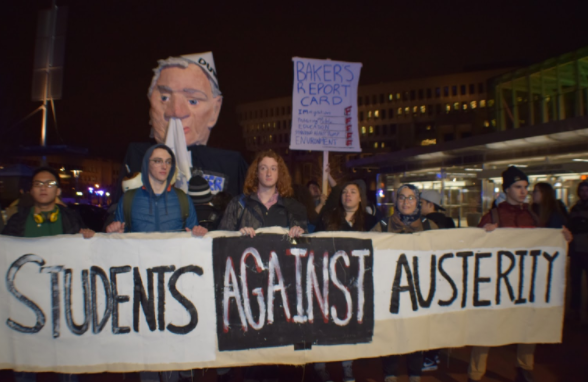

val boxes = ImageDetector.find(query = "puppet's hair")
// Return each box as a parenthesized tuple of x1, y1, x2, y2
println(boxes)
(147, 56, 221, 98)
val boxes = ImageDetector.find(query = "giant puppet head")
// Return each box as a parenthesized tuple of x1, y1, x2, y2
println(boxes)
(147, 52, 223, 146)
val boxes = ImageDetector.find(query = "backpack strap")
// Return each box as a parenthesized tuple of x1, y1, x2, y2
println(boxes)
(422, 217, 431, 231)
(173, 188, 190, 229)
(236, 194, 248, 228)
(490, 207, 500, 227)
(123, 188, 138, 232)
(528, 208, 540, 227)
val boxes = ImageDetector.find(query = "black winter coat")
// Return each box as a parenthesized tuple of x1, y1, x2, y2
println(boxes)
(218, 193, 308, 232)
(315, 210, 380, 232)
(2, 205, 86, 237)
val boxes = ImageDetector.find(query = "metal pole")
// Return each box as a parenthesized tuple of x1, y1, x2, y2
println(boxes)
(322, 150, 329, 194)
(41, 0, 58, 149)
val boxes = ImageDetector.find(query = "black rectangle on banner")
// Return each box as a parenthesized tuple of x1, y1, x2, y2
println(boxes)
(212, 234, 374, 351)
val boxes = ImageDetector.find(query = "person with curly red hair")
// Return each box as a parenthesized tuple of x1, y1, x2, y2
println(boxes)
(218, 149, 307, 237)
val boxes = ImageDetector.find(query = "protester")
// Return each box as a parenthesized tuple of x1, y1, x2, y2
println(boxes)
(218, 149, 306, 382)
(531, 182, 568, 228)
(313, 180, 380, 382)
(372, 184, 437, 382)
(107, 145, 206, 382)
(2, 166, 94, 382)
(188, 174, 221, 231)
(420, 189, 455, 229)
(568, 181, 588, 323)
(116, 52, 248, 199)
(417, 189, 453, 371)
(316, 179, 380, 232)
(471, 167, 571, 382)
(219, 149, 307, 238)
(307, 164, 337, 214)
(106, 144, 207, 237)
(3, 167, 94, 239)
(292, 183, 320, 232)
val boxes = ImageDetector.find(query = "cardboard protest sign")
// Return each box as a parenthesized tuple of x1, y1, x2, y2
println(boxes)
(0, 228, 566, 373)
(290, 57, 362, 152)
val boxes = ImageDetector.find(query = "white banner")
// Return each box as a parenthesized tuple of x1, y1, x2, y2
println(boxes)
(289, 57, 362, 152)
(0, 228, 566, 373)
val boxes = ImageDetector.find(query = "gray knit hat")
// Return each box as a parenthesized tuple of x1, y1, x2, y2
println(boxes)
(188, 175, 212, 204)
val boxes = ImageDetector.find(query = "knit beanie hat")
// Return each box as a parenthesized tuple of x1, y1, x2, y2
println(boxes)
(188, 175, 212, 204)
(502, 166, 528, 191)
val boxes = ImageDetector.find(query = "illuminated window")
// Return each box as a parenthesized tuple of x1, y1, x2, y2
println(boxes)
(491, 119, 496, 127)
(361, 126, 366, 134)
(453, 102, 459, 110)
(273, 122, 276, 128)
(374, 110, 380, 118)
(405, 107, 410, 114)
(397, 107, 403, 115)
(412, 106, 417, 113)
(484, 120, 490, 127)
(269, 135, 273, 142)
(382, 142, 386, 148)
(369, 126, 374, 134)
(388, 94, 393, 101)
(420, 105, 426, 113)
(480, 99, 486, 108)
(374, 142, 379, 148)
(445, 104, 451, 112)
(488, 99, 495, 107)
(470, 101, 477, 109)
(396, 93, 401, 100)
(368, 110, 372, 118)
(462, 103, 468, 110)
(426, 125, 431, 130)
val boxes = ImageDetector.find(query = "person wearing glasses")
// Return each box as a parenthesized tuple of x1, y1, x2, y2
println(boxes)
(106, 144, 207, 237)
(2, 166, 93, 382)
(2, 167, 94, 239)
(106, 144, 206, 382)
(372, 184, 438, 382)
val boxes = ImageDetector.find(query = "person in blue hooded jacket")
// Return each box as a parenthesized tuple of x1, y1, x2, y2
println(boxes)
(106, 143, 207, 236)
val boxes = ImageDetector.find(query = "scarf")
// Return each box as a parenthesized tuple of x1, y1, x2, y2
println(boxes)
(394, 184, 422, 227)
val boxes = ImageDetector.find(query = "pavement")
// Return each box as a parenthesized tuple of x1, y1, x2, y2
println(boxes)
(1, 319, 586, 382)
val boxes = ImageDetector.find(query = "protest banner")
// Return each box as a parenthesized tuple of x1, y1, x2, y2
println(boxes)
(289, 57, 362, 152)
(0, 227, 566, 373)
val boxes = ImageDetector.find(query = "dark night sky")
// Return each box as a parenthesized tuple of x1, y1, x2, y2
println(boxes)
(1, 0, 588, 161)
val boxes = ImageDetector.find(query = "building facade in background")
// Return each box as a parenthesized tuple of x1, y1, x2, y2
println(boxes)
(236, 68, 509, 190)
(237, 46, 588, 226)
(0, 152, 120, 207)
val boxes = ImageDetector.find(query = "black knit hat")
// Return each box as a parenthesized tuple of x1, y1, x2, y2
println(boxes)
(188, 175, 212, 204)
(502, 166, 528, 191)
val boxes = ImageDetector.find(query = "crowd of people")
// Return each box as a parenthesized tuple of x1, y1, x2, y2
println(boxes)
(2, 148, 584, 382)
(1, 52, 586, 382)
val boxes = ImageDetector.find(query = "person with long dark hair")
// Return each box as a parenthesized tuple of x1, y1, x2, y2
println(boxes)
(316, 179, 380, 233)
(312, 180, 379, 382)
(372, 184, 437, 382)
(531, 182, 568, 228)
(568, 181, 588, 322)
